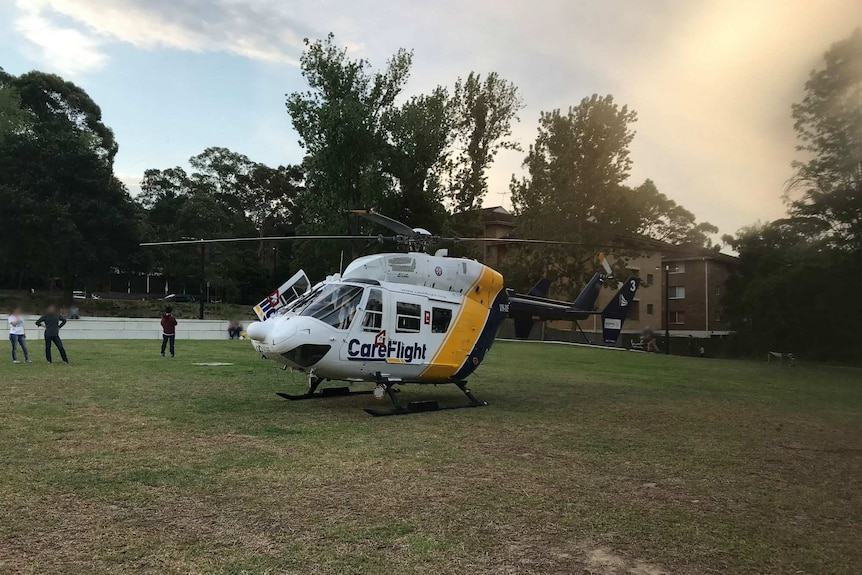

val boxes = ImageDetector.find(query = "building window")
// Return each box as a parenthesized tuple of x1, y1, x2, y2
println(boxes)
(715, 285, 722, 297)
(431, 307, 452, 333)
(670, 311, 685, 324)
(646, 303, 654, 315)
(646, 273, 654, 287)
(669, 286, 685, 299)
(715, 310, 722, 323)
(396, 302, 421, 332)
(668, 262, 685, 274)
(628, 301, 640, 321)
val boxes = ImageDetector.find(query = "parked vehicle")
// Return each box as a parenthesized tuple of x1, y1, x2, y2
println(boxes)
(165, 293, 196, 303)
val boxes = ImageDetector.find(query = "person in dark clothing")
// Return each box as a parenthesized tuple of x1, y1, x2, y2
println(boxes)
(161, 306, 177, 357)
(228, 319, 242, 339)
(35, 305, 68, 364)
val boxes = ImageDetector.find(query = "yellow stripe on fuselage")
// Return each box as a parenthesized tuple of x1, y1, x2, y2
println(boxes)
(421, 264, 503, 380)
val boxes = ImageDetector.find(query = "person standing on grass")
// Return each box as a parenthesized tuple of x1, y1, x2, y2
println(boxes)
(35, 305, 68, 364)
(161, 306, 177, 357)
(8, 306, 31, 364)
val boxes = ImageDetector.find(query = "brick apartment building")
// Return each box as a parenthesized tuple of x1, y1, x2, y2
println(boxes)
(595, 245, 736, 337)
(662, 247, 736, 335)
(590, 250, 663, 336)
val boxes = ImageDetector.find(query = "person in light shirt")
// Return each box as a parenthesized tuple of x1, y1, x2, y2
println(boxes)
(7, 305, 31, 364)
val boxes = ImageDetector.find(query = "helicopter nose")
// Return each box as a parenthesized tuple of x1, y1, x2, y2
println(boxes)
(248, 318, 299, 345)
(246, 320, 270, 342)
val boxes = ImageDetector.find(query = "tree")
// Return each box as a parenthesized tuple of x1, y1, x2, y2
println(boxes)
(507, 95, 639, 296)
(285, 34, 411, 229)
(285, 34, 413, 278)
(722, 219, 861, 360)
(0, 70, 139, 298)
(238, 163, 304, 239)
(507, 96, 717, 297)
(628, 179, 719, 247)
(138, 149, 303, 303)
(188, 147, 255, 212)
(787, 28, 862, 249)
(0, 72, 30, 140)
(723, 29, 862, 360)
(383, 86, 454, 231)
(450, 72, 523, 216)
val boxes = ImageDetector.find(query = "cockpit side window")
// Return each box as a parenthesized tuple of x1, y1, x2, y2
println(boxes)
(299, 284, 364, 329)
(362, 289, 384, 332)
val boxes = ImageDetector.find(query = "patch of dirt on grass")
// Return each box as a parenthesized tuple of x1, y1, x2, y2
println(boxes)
(0, 491, 300, 574)
(587, 547, 668, 575)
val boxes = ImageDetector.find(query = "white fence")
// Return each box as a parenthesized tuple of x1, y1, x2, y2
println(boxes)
(2, 316, 234, 340)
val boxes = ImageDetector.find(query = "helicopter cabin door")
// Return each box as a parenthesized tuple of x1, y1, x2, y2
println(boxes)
(340, 287, 389, 371)
(384, 292, 455, 376)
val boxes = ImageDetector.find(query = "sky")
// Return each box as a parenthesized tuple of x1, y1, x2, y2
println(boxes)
(1, 0, 859, 237)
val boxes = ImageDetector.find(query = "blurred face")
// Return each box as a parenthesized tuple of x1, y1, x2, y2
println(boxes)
(47, 305, 56, 314)
(12, 307, 21, 316)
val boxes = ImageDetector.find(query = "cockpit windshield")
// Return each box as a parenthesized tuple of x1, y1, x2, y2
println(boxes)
(298, 284, 364, 329)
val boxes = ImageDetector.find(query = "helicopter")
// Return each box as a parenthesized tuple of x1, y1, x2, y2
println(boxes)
(142, 210, 640, 416)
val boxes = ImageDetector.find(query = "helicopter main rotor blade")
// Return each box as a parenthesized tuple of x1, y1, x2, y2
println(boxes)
(446, 237, 618, 247)
(140, 235, 387, 247)
(348, 209, 417, 236)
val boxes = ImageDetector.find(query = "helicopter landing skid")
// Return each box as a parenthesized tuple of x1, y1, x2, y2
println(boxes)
(276, 387, 375, 401)
(276, 375, 375, 401)
(364, 381, 488, 417)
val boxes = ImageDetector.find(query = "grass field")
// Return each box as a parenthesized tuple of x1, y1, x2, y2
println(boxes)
(0, 340, 860, 575)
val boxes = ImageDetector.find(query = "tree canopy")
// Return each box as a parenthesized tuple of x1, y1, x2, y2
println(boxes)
(0, 69, 139, 297)
(0, 33, 727, 314)
(507, 95, 716, 297)
(284, 34, 527, 275)
(450, 72, 523, 215)
(138, 147, 303, 303)
(723, 28, 862, 360)
(786, 28, 862, 250)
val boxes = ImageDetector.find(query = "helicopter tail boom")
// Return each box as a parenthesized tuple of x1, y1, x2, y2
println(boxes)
(507, 274, 640, 344)
(509, 272, 605, 339)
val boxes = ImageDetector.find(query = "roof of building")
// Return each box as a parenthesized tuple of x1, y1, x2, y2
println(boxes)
(661, 243, 738, 264)
(480, 206, 516, 226)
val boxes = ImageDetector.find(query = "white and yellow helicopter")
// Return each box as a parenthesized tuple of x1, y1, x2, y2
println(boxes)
(143, 210, 639, 416)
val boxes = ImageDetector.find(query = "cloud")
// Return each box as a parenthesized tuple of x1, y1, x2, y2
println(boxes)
(12, 0, 314, 75)
(116, 171, 142, 197)
(428, 0, 859, 234)
(15, 6, 108, 75)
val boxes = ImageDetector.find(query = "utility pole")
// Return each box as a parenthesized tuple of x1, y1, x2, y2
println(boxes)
(664, 264, 670, 355)
(199, 243, 206, 320)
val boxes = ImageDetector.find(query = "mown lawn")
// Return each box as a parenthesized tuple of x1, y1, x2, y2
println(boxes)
(0, 340, 859, 574)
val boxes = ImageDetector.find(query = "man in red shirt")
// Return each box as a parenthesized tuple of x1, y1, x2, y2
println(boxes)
(160, 306, 177, 357)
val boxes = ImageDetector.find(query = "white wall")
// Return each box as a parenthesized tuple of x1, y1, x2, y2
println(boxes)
(2, 316, 236, 340)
